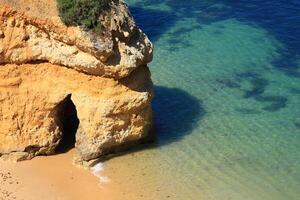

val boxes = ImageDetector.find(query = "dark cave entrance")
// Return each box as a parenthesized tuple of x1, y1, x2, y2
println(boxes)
(53, 94, 79, 153)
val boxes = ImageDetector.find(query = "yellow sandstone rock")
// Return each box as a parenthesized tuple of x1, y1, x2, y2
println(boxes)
(0, 0, 153, 79)
(0, 0, 154, 162)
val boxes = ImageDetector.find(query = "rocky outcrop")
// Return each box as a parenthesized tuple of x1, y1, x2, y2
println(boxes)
(0, 0, 154, 162)
(0, 1, 152, 79)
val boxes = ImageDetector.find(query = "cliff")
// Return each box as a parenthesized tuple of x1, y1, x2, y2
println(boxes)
(0, 0, 154, 162)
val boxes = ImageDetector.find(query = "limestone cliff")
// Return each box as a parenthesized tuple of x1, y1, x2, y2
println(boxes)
(0, 0, 154, 162)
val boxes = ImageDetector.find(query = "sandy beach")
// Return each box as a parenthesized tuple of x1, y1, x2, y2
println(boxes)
(0, 150, 124, 200)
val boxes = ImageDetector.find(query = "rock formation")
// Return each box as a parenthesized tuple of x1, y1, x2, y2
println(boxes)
(0, 0, 154, 162)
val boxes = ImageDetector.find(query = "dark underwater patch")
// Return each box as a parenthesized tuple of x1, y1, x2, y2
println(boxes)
(289, 88, 300, 95)
(254, 96, 288, 112)
(218, 71, 288, 112)
(294, 119, 300, 129)
(244, 77, 269, 98)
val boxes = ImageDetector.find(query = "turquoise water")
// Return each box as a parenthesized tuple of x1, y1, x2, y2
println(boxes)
(109, 1, 300, 199)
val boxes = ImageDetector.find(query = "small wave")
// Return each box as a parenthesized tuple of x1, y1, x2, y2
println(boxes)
(90, 162, 110, 184)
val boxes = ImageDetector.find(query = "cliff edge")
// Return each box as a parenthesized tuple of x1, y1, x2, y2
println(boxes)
(0, 0, 154, 162)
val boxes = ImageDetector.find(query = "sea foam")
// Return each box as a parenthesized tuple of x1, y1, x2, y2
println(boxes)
(90, 162, 110, 184)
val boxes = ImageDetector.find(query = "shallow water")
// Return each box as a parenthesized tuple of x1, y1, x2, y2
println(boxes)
(104, 1, 300, 199)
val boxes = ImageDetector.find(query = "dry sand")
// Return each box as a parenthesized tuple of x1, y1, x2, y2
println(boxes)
(0, 148, 178, 200)
(0, 150, 123, 200)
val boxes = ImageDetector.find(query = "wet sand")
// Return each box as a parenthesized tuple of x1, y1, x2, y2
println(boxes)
(0, 150, 123, 200)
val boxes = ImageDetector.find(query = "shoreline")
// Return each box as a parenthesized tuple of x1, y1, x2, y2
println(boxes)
(0, 149, 123, 200)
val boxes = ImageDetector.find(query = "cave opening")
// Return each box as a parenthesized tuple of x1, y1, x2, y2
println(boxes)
(53, 94, 79, 153)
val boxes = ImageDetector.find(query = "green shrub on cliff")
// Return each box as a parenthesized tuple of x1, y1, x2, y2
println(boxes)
(57, 0, 109, 29)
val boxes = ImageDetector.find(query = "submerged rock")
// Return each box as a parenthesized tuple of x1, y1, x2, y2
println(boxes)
(0, 0, 154, 162)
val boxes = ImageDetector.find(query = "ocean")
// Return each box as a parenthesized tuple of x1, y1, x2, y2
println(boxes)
(103, 1, 300, 199)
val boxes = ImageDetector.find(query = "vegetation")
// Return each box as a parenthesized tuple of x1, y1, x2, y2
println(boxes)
(57, 0, 109, 30)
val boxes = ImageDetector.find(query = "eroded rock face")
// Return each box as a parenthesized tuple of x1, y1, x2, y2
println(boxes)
(0, 0, 154, 162)
(0, 0, 153, 79)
